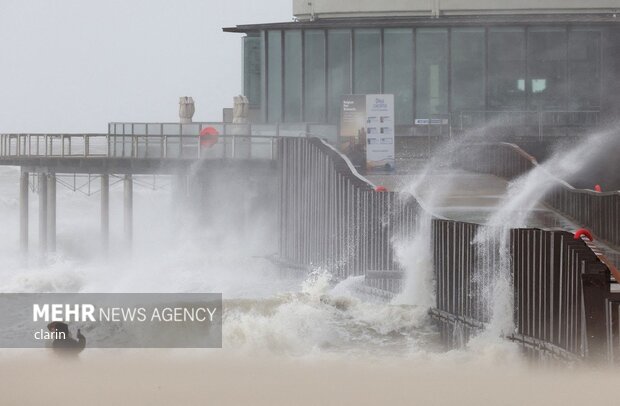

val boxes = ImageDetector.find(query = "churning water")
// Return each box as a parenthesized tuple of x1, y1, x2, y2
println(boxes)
(0, 165, 442, 359)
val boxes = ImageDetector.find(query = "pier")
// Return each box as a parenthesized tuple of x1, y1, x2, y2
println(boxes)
(2, 124, 619, 362)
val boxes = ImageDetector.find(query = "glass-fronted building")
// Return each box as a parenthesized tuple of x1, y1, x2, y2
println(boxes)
(226, 1, 620, 138)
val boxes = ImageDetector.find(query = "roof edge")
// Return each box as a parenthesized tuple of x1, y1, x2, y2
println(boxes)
(223, 13, 620, 33)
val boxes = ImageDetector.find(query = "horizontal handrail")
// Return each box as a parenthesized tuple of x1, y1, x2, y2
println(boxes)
(0, 134, 108, 158)
(453, 110, 601, 139)
(0, 132, 284, 161)
(458, 142, 620, 248)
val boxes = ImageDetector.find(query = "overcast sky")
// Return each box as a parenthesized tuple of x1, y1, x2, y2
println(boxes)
(0, 0, 291, 132)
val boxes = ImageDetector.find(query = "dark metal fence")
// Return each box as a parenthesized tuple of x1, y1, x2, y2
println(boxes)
(511, 229, 614, 360)
(430, 219, 492, 347)
(278, 137, 420, 281)
(458, 142, 620, 249)
(278, 136, 618, 361)
(431, 217, 616, 360)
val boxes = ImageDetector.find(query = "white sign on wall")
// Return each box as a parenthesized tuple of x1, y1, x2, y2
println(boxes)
(340, 94, 395, 172)
(364, 94, 395, 171)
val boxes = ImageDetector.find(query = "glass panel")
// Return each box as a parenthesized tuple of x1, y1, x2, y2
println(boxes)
(451, 28, 485, 112)
(528, 27, 567, 110)
(416, 28, 448, 119)
(353, 29, 381, 95)
(569, 29, 601, 110)
(384, 28, 414, 125)
(243, 34, 262, 107)
(267, 30, 282, 123)
(284, 30, 302, 122)
(304, 30, 326, 123)
(488, 27, 526, 110)
(327, 29, 351, 124)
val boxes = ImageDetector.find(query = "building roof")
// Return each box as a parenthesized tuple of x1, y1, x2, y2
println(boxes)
(292, 0, 620, 20)
(223, 13, 620, 33)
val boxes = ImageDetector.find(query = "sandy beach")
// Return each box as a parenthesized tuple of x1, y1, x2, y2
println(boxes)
(1, 350, 619, 406)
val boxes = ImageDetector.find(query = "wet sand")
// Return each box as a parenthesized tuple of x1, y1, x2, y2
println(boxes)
(1, 351, 619, 406)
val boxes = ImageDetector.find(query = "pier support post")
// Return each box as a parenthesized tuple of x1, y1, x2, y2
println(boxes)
(20, 169, 29, 255)
(124, 174, 133, 245)
(47, 173, 56, 252)
(38, 173, 48, 255)
(101, 174, 109, 252)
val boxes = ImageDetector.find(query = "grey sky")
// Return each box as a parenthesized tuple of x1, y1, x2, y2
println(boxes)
(0, 0, 291, 132)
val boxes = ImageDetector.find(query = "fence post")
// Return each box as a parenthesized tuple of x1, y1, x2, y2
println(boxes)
(582, 264, 611, 362)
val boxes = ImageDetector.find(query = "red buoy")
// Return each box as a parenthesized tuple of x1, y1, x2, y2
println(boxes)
(375, 186, 388, 192)
(574, 229, 594, 242)
(200, 127, 219, 148)
(594, 184, 602, 193)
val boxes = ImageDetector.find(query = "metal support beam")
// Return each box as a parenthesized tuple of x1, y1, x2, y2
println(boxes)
(38, 173, 48, 255)
(101, 174, 109, 252)
(124, 174, 133, 245)
(20, 169, 29, 255)
(47, 173, 56, 252)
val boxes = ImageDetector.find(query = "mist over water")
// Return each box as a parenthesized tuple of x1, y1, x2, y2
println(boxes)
(0, 129, 617, 406)
(0, 166, 441, 359)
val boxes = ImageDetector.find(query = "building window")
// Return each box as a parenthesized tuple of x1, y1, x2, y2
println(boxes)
(569, 29, 601, 110)
(528, 27, 567, 110)
(353, 29, 381, 95)
(304, 30, 326, 123)
(416, 28, 448, 119)
(451, 28, 485, 113)
(267, 30, 282, 123)
(384, 28, 414, 125)
(243, 34, 262, 107)
(284, 30, 302, 122)
(488, 27, 526, 110)
(327, 29, 351, 124)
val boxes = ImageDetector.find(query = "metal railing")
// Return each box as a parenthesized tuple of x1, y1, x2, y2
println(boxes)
(0, 133, 108, 158)
(279, 136, 617, 361)
(431, 218, 615, 360)
(278, 137, 421, 280)
(456, 142, 620, 249)
(1, 122, 336, 161)
(107, 122, 338, 160)
(453, 110, 600, 139)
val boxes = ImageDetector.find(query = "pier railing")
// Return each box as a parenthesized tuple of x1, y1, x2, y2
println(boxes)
(431, 218, 616, 361)
(453, 110, 600, 138)
(1, 122, 339, 161)
(107, 122, 337, 160)
(279, 136, 617, 361)
(278, 137, 420, 280)
(0, 133, 108, 158)
(458, 142, 620, 249)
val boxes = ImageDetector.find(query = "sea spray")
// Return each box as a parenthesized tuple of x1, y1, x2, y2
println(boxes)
(474, 129, 619, 336)
(392, 212, 434, 308)
(392, 123, 499, 308)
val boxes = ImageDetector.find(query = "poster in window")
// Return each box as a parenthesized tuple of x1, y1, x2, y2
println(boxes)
(340, 94, 395, 172)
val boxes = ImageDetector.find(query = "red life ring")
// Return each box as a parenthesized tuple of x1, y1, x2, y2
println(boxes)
(200, 127, 219, 148)
(574, 229, 594, 242)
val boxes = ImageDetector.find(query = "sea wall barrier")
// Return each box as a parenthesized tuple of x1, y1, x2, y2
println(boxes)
(278, 137, 618, 362)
